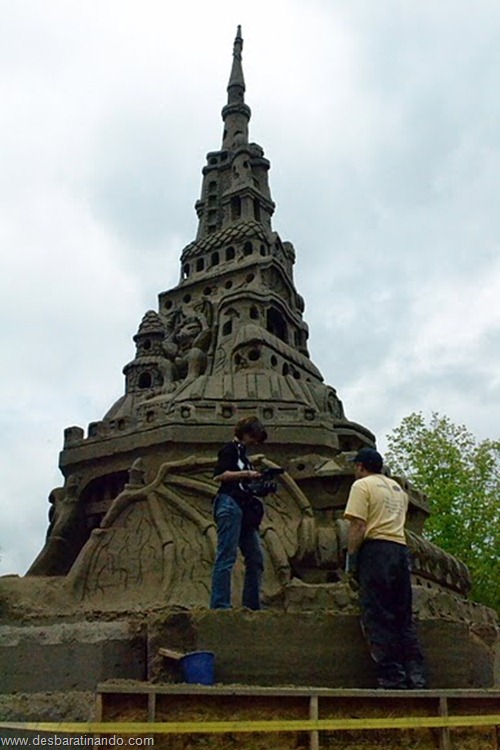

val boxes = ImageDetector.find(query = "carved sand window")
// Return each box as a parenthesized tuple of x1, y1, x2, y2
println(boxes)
(226, 246, 235, 261)
(231, 196, 241, 220)
(267, 307, 288, 343)
(81, 471, 128, 535)
(138, 372, 152, 389)
(244, 241, 253, 256)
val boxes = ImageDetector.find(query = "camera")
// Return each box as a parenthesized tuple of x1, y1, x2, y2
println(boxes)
(246, 467, 284, 497)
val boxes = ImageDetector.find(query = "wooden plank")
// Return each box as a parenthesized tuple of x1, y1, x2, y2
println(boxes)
(309, 694, 319, 750)
(148, 693, 156, 723)
(96, 681, 500, 699)
(158, 647, 185, 661)
(439, 695, 452, 750)
(93, 693, 103, 722)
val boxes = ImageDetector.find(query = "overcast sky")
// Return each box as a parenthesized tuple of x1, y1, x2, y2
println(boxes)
(1, 0, 500, 575)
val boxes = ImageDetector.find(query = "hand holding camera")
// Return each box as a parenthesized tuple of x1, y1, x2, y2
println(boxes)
(245, 467, 284, 498)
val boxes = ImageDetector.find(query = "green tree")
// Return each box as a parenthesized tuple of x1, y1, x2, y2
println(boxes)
(385, 412, 500, 612)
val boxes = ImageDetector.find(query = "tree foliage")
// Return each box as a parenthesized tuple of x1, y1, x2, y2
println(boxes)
(385, 412, 500, 612)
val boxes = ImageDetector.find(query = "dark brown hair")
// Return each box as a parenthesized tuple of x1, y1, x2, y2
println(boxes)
(234, 416, 267, 443)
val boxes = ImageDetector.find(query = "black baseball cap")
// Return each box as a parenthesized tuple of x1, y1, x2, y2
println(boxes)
(349, 447, 383, 472)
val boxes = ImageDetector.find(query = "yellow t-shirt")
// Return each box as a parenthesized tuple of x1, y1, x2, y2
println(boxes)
(344, 474, 408, 545)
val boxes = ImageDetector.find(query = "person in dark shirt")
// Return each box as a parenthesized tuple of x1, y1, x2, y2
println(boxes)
(210, 416, 267, 610)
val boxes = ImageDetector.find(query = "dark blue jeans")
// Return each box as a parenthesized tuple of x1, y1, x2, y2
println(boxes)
(358, 539, 426, 688)
(210, 493, 264, 610)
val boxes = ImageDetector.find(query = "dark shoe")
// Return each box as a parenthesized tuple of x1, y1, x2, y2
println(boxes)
(405, 660, 427, 689)
(376, 661, 407, 690)
(407, 677, 427, 689)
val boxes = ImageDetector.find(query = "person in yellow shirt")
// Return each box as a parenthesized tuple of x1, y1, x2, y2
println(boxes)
(344, 448, 426, 689)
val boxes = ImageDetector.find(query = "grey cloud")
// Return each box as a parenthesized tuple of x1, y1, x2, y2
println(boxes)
(87, 112, 202, 248)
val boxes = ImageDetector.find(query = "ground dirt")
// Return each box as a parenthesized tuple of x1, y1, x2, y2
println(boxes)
(0, 691, 94, 721)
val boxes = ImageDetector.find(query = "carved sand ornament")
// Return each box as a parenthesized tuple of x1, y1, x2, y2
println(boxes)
(28, 475, 83, 577)
(66, 456, 321, 610)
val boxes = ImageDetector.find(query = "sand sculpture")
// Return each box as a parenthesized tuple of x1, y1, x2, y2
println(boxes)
(1, 28, 497, 693)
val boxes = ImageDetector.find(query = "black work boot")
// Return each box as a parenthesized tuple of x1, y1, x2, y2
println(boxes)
(405, 659, 427, 689)
(376, 662, 408, 689)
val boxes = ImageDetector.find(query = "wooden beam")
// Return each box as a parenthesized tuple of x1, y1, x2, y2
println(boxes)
(158, 647, 185, 661)
(309, 694, 319, 750)
(439, 695, 452, 750)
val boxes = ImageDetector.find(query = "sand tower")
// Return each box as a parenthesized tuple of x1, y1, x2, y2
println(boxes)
(1, 28, 497, 695)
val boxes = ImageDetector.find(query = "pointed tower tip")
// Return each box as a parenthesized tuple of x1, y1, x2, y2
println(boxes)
(221, 24, 251, 148)
(227, 24, 245, 95)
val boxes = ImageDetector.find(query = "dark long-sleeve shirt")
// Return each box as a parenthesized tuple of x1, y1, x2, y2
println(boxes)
(213, 440, 254, 503)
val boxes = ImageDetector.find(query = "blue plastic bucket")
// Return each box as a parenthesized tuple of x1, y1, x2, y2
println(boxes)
(180, 651, 215, 685)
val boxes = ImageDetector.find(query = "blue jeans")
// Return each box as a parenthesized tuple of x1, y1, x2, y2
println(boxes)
(210, 493, 264, 610)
